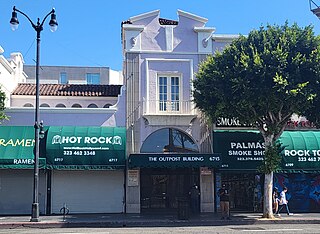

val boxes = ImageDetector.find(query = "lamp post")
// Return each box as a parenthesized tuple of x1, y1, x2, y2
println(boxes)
(10, 6, 58, 222)
(310, 0, 320, 18)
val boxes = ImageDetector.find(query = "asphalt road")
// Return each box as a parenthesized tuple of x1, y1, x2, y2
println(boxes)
(0, 224, 319, 234)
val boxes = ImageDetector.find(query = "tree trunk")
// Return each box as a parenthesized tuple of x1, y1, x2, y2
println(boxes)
(262, 135, 275, 219)
(263, 172, 274, 218)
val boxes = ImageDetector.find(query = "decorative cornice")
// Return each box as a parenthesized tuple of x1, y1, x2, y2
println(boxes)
(0, 55, 14, 73)
(129, 10, 160, 23)
(194, 27, 215, 33)
(177, 9, 208, 24)
(122, 24, 145, 32)
(212, 34, 240, 42)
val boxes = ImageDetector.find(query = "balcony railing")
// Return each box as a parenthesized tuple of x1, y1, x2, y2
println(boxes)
(143, 100, 197, 115)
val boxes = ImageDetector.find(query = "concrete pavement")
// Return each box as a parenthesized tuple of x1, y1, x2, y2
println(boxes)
(0, 212, 320, 229)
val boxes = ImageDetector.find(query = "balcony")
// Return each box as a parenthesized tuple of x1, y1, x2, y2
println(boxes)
(142, 100, 197, 126)
(143, 100, 196, 115)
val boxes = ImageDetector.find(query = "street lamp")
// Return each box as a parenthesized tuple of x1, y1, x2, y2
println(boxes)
(310, 0, 320, 19)
(10, 6, 58, 222)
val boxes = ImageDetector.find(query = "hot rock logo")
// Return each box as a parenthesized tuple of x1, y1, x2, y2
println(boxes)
(51, 135, 122, 145)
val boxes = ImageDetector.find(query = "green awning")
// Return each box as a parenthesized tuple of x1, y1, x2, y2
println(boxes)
(46, 126, 126, 170)
(214, 130, 320, 172)
(213, 130, 264, 171)
(280, 131, 320, 171)
(128, 153, 221, 168)
(0, 126, 46, 169)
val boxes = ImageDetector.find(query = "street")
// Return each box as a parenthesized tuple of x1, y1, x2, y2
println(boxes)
(0, 224, 319, 234)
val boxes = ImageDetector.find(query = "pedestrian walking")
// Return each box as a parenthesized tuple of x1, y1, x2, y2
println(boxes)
(276, 186, 293, 216)
(218, 184, 230, 220)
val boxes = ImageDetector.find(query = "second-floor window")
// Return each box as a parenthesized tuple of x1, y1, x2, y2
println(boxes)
(158, 75, 180, 112)
(60, 72, 67, 84)
(86, 73, 100, 84)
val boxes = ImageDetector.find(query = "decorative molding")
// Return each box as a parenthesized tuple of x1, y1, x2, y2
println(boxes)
(122, 24, 145, 32)
(202, 38, 208, 48)
(143, 114, 197, 126)
(194, 27, 215, 33)
(177, 9, 208, 24)
(129, 9, 160, 23)
(5, 106, 117, 114)
(0, 55, 14, 73)
(130, 37, 137, 47)
(212, 34, 240, 42)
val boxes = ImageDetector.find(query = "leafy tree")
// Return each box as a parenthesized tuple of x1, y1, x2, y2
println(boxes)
(0, 86, 7, 123)
(193, 23, 320, 218)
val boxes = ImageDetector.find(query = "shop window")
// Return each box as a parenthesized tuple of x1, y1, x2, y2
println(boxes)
(140, 128, 198, 153)
(158, 75, 180, 112)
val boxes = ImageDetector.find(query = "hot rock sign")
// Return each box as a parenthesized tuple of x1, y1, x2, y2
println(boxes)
(285, 150, 320, 157)
(52, 135, 122, 145)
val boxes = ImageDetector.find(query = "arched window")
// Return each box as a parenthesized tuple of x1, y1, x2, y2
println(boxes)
(23, 103, 34, 107)
(40, 103, 50, 107)
(23, 103, 33, 107)
(103, 103, 113, 108)
(88, 103, 98, 108)
(71, 103, 82, 108)
(140, 128, 199, 153)
(56, 103, 66, 108)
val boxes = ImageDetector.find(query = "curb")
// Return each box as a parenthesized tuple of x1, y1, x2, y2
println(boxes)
(1, 218, 320, 229)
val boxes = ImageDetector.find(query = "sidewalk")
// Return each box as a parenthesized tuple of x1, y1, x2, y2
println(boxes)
(0, 212, 320, 229)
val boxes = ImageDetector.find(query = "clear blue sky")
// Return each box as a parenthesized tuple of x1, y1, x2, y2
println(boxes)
(1, 0, 320, 71)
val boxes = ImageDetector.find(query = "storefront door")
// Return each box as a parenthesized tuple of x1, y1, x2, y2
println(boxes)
(218, 173, 264, 212)
(140, 168, 199, 212)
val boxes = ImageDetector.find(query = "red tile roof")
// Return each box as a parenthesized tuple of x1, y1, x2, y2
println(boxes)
(12, 84, 122, 97)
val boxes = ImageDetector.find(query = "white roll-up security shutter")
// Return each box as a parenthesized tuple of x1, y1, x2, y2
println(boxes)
(51, 170, 124, 214)
(0, 170, 46, 215)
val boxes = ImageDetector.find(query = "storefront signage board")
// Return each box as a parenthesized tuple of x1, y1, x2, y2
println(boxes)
(213, 130, 264, 170)
(128, 153, 221, 168)
(280, 131, 320, 171)
(46, 126, 126, 169)
(215, 130, 320, 172)
(0, 126, 46, 169)
(128, 170, 139, 186)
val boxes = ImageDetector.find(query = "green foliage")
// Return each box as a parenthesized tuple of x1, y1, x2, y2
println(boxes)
(194, 22, 320, 217)
(258, 142, 283, 174)
(194, 22, 320, 135)
(0, 86, 8, 123)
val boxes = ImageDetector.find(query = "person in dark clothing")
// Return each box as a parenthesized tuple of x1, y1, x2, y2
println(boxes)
(189, 184, 200, 213)
(218, 184, 230, 220)
(273, 187, 279, 214)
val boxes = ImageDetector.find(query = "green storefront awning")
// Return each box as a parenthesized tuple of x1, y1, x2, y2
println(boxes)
(46, 126, 126, 170)
(280, 131, 320, 171)
(128, 153, 221, 168)
(0, 126, 46, 169)
(214, 130, 320, 172)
